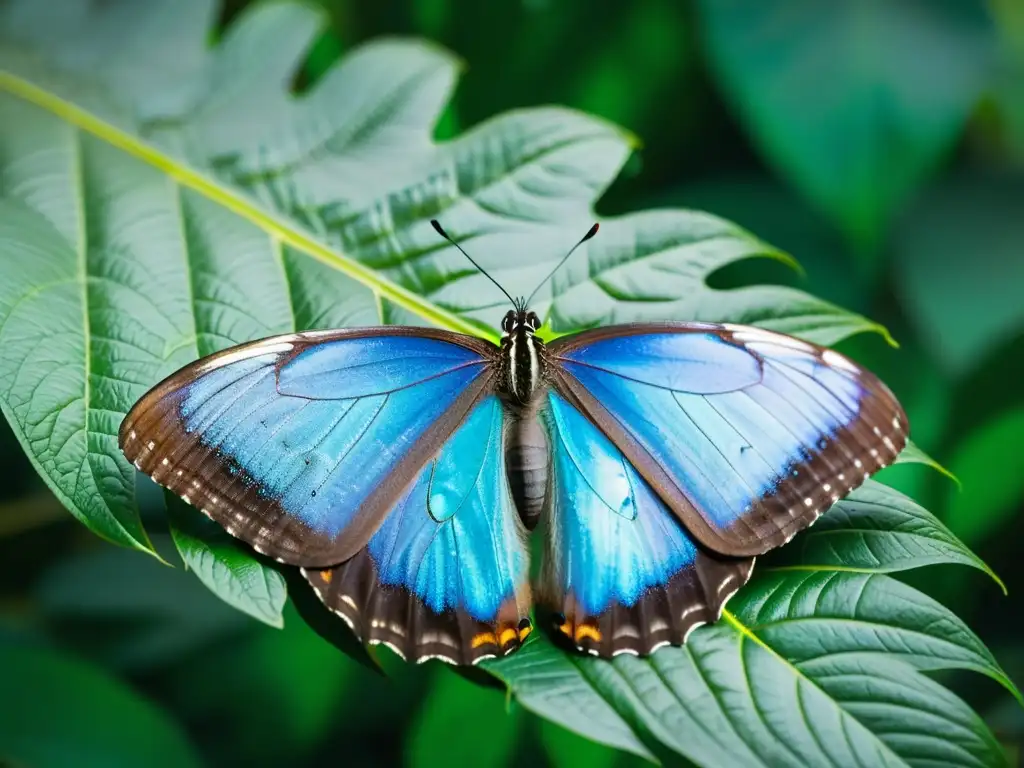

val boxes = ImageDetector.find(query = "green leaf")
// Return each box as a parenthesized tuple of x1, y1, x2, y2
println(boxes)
(406, 670, 521, 768)
(485, 638, 656, 764)
(490, 571, 1018, 767)
(945, 406, 1024, 547)
(167, 493, 287, 628)
(35, 533, 251, 672)
(892, 438, 962, 493)
(540, 718, 642, 768)
(0, 641, 202, 768)
(696, 0, 995, 250)
(770, 479, 1003, 589)
(0, 0, 889, 558)
(892, 174, 1024, 376)
(895, 439, 960, 486)
(544, 209, 893, 348)
(163, 602, 359, 767)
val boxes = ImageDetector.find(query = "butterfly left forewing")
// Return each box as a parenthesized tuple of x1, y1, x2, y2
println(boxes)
(303, 395, 532, 664)
(547, 322, 907, 558)
(535, 392, 754, 657)
(120, 328, 496, 566)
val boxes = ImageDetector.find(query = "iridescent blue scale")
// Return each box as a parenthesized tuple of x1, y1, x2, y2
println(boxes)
(544, 393, 697, 616)
(367, 396, 527, 620)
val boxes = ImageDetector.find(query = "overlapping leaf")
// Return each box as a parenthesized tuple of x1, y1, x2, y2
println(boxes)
(488, 483, 1019, 766)
(0, 2, 1017, 766)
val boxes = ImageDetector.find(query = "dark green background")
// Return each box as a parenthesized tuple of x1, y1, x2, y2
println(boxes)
(1, 0, 1022, 765)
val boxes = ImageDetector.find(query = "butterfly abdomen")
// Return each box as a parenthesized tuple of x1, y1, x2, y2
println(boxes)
(505, 412, 549, 530)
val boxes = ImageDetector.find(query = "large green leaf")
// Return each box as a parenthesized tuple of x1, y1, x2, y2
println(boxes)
(695, 0, 995, 251)
(0, 2, 1016, 765)
(0, 0, 890, 560)
(772, 479, 1000, 585)
(0, 641, 202, 768)
(892, 174, 1024, 376)
(489, 494, 1020, 766)
(945, 406, 1024, 547)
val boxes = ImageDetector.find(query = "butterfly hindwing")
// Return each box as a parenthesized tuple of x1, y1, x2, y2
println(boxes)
(548, 323, 908, 558)
(120, 329, 495, 566)
(303, 395, 532, 664)
(538, 392, 754, 657)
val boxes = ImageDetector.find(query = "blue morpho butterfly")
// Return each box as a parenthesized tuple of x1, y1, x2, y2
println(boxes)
(120, 220, 908, 665)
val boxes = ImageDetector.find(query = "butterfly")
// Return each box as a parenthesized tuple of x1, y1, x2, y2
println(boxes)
(119, 220, 907, 665)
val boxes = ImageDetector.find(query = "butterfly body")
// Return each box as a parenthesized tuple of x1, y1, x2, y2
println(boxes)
(121, 312, 906, 665)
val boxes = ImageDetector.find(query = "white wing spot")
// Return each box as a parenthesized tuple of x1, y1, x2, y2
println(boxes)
(331, 607, 357, 632)
(129, 430, 137, 441)
(873, 426, 882, 436)
(822, 348, 858, 372)
(181, 495, 191, 504)
(161, 458, 169, 466)
(611, 647, 640, 657)
(133, 460, 141, 470)
(854, 459, 863, 469)
(803, 497, 813, 507)
(822, 483, 832, 492)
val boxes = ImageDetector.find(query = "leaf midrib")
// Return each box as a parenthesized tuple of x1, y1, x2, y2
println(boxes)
(721, 609, 909, 767)
(0, 69, 489, 342)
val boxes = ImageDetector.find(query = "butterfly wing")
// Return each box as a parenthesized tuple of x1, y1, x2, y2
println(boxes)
(120, 328, 497, 566)
(303, 394, 532, 665)
(547, 323, 907, 558)
(537, 392, 753, 657)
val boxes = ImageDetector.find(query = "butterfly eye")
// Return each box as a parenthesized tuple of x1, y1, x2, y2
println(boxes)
(501, 311, 515, 332)
(526, 311, 540, 330)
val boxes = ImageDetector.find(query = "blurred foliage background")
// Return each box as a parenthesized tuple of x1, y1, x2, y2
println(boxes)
(2, 0, 1023, 765)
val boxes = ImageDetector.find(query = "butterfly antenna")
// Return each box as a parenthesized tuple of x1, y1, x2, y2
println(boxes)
(524, 223, 600, 308)
(430, 220, 519, 310)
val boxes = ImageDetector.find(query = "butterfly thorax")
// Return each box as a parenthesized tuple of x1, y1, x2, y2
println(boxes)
(499, 309, 544, 405)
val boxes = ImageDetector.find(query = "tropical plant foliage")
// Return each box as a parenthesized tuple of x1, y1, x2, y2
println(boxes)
(0, 1, 1020, 766)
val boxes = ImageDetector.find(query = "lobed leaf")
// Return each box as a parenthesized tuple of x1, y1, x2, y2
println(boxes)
(0, 0, 888, 558)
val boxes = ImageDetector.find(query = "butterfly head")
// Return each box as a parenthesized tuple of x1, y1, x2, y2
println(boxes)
(501, 308, 541, 338)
